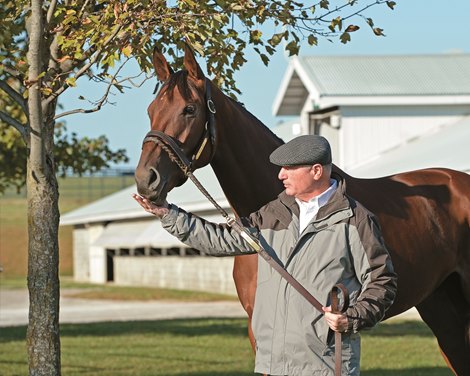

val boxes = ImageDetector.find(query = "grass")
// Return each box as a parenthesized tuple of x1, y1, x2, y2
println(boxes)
(0, 276, 238, 302)
(0, 175, 135, 277)
(0, 319, 452, 376)
(63, 285, 239, 302)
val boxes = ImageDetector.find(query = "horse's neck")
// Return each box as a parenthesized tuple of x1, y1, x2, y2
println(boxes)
(210, 94, 284, 216)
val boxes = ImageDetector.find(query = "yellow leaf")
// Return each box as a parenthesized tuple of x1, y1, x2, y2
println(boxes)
(122, 45, 133, 57)
(65, 77, 76, 87)
(41, 87, 53, 96)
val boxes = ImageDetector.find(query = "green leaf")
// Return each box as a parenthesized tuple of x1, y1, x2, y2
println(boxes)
(320, 0, 329, 9)
(386, 1, 396, 10)
(307, 34, 318, 46)
(285, 40, 299, 56)
(373, 27, 385, 36)
(345, 25, 360, 33)
(340, 32, 351, 44)
(260, 53, 269, 66)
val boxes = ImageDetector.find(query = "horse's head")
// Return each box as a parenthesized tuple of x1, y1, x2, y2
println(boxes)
(135, 45, 217, 205)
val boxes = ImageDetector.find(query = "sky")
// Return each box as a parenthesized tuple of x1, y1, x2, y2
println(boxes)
(60, 0, 470, 168)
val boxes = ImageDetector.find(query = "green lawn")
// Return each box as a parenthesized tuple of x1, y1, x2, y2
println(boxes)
(0, 319, 452, 376)
(0, 175, 135, 277)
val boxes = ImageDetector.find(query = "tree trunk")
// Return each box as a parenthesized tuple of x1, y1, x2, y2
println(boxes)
(26, 1, 61, 374)
(26, 155, 61, 376)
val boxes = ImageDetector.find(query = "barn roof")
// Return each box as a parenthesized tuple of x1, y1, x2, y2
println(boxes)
(274, 54, 470, 115)
(60, 167, 229, 226)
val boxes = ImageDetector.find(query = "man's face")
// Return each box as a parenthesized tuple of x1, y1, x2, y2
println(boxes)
(278, 165, 319, 201)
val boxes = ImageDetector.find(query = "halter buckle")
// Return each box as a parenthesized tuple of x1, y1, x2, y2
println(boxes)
(207, 99, 216, 114)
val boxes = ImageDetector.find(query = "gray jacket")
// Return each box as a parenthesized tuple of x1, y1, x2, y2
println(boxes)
(161, 174, 397, 376)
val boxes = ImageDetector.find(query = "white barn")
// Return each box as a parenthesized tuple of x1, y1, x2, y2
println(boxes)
(274, 54, 470, 175)
(61, 53, 470, 293)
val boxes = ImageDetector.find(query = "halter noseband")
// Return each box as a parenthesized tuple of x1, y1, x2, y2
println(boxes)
(142, 77, 217, 172)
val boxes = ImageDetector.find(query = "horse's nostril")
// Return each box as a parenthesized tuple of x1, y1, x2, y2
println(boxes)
(148, 167, 161, 190)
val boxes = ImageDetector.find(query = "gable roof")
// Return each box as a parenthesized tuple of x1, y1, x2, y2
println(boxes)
(274, 54, 470, 115)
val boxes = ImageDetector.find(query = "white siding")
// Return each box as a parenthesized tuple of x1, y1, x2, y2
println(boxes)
(114, 256, 237, 295)
(86, 224, 107, 284)
(339, 105, 470, 170)
(72, 227, 90, 282)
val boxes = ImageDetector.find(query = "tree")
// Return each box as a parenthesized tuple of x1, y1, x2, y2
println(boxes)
(0, 0, 394, 374)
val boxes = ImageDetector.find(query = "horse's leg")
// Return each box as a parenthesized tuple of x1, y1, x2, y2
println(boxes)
(233, 254, 258, 352)
(416, 273, 470, 376)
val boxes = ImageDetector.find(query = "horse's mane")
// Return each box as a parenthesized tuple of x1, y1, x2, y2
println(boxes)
(226, 95, 285, 146)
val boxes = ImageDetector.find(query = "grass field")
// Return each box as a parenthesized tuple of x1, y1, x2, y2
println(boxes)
(0, 319, 452, 376)
(0, 175, 134, 277)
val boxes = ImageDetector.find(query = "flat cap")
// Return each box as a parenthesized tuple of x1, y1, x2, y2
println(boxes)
(269, 135, 332, 166)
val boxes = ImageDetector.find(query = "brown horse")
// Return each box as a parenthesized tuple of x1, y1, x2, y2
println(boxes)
(135, 45, 470, 375)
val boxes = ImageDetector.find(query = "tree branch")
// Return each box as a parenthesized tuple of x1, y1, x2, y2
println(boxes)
(44, 24, 123, 107)
(1, 64, 23, 80)
(46, 0, 58, 26)
(0, 110, 28, 140)
(54, 58, 130, 120)
(0, 80, 27, 113)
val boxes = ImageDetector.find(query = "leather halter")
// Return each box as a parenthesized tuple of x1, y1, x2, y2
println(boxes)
(142, 77, 217, 172)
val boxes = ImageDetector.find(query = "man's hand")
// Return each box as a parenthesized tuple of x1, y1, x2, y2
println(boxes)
(132, 194, 169, 218)
(322, 306, 349, 333)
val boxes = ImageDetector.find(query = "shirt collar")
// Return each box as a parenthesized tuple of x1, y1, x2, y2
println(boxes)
(295, 179, 338, 209)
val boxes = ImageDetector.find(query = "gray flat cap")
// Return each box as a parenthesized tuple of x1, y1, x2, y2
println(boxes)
(269, 135, 332, 166)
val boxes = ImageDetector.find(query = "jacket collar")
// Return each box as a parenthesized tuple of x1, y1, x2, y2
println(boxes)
(278, 172, 353, 230)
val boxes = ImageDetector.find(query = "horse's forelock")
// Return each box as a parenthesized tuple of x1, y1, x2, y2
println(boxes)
(161, 70, 198, 101)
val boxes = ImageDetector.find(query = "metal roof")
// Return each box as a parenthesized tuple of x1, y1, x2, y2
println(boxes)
(346, 116, 470, 178)
(91, 214, 227, 249)
(274, 54, 470, 115)
(299, 54, 470, 96)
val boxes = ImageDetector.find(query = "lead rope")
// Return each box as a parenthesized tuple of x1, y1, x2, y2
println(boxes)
(155, 137, 347, 375)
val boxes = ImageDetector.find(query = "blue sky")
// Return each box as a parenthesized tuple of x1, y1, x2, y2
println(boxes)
(60, 0, 470, 168)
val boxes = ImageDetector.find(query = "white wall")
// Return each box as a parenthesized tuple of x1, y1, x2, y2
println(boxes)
(114, 256, 238, 295)
(80, 224, 106, 284)
(73, 227, 90, 281)
(338, 105, 470, 170)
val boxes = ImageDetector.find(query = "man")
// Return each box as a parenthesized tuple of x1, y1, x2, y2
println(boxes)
(133, 135, 397, 376)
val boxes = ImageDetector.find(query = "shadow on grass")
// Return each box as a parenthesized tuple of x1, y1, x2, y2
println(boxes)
(361, 367, 453, 376)
(0, 319, 435, 344)
(0, 317, 248, 342)
(363, 320, 435, 338)
(168, 370, 453, 376)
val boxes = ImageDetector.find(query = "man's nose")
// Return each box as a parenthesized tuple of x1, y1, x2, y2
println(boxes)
(278, 167, 287, 180)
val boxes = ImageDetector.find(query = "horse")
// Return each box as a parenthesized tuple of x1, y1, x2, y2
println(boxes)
(135, 44, 470, 375)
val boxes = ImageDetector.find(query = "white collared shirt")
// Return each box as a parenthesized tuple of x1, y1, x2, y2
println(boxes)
(295, 179, 338, 234)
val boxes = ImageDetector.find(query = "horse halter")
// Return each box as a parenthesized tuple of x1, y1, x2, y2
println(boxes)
(142, 77, 217, 173)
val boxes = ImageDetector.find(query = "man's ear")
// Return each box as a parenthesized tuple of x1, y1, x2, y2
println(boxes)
(311, 164, 323, 180)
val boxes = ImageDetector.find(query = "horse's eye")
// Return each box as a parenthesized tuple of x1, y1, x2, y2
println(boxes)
(183, 104, 196, 115)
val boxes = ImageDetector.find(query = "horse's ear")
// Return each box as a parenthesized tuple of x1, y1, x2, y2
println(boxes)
(183, 43, 205, 81)
(152, 47, 173, 82)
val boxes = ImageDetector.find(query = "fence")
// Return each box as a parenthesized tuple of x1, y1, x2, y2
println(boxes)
(2, 168, 136, 204)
